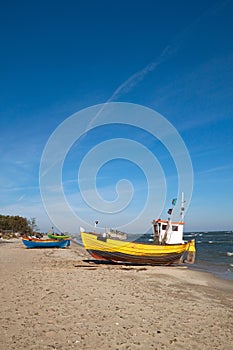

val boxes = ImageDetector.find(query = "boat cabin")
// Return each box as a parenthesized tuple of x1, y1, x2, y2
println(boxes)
(152, 219, 185, 245)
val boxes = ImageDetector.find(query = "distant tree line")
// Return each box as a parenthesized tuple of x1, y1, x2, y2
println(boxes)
(0, 215, 38, 234)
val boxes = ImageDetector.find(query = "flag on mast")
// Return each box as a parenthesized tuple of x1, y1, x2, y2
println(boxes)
(172, 198, 177, 206)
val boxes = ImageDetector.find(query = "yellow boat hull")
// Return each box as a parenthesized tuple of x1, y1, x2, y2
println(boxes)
(81, 232, 195, 265)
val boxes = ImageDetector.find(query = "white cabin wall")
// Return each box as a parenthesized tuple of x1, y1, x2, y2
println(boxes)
(165, 225, 184, 244)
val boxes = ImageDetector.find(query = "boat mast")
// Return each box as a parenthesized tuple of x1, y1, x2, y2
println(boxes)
(94, 220, 98, 232)
(180, 192, 185, 222)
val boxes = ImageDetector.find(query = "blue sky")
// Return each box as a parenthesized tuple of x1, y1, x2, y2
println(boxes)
(0, 0, 233, 232)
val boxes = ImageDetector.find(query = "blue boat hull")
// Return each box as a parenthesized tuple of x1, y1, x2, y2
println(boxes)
(22, 238, 70, 249)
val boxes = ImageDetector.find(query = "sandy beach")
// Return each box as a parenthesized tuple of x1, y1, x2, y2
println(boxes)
(0, 239, 232, 350)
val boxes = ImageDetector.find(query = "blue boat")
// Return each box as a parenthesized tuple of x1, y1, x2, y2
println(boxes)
(21, 237, 70, 249)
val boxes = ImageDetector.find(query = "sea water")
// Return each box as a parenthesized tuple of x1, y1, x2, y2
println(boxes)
(184, 231, 233, 281)
(73, 231, 233, 281)
(134, 231, 233, 281)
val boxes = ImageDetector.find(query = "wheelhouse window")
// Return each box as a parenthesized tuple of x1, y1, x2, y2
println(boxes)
(172, 225, 178, 231)
(162, 224, 167, 230)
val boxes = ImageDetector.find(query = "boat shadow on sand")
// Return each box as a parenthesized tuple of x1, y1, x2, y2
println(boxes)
(80, 259, 188, 268)
(0, 240, 16, 244)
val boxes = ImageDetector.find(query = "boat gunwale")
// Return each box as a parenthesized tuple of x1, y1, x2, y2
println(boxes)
(21, 237, 70, 243)
(82, 231, 189, 247)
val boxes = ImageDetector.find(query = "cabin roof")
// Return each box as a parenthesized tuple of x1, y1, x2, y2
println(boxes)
(153, 219, 185, 225)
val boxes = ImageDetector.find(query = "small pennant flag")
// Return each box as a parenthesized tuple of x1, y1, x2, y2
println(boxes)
(172, 198, 177, 206)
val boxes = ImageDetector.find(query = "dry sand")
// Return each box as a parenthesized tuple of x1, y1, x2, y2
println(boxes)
(0, 239, 232, 350)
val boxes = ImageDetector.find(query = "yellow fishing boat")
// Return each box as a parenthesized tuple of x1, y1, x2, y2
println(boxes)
(80, 231, 195, 265)
(80, 194, 196, 265)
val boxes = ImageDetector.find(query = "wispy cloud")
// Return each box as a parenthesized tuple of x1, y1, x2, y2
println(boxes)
(0, 184, 39, 192)
(16, 194, 26, 202)
(87, 0, 231, 129)
(197, 163, 233, 176)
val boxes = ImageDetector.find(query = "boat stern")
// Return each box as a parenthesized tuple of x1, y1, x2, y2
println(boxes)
(185, 239, 196, 264)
